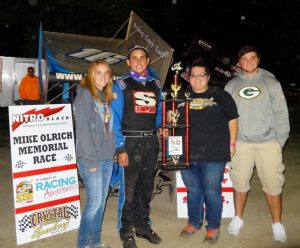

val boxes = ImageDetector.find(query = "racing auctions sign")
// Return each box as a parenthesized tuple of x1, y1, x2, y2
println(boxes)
(9, 104, 80, 245)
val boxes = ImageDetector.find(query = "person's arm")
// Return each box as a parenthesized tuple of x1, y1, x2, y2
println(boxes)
(220, 89, 239, 157)
(111, 81, 128, 166)
(270, 81, 290, 147)
(19, 78, 26, 99)
(229, 118, 238, 157)
(155, 85, 163, 129)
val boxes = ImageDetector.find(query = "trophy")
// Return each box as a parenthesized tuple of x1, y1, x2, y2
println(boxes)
(160, 62, 190, 171)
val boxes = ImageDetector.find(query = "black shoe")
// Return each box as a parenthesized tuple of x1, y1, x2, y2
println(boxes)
(122, 237, 137, 248)
(136, 230, 162, 244)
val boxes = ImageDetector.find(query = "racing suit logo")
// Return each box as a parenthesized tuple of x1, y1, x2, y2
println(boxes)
(133, 91, 156, 114)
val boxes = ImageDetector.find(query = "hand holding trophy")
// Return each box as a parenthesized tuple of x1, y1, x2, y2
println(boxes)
(167, 110, 180, 127)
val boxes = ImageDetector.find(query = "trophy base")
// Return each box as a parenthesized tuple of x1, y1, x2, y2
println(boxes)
(158, 161, 189, 171)
(162, 124, 190, 129)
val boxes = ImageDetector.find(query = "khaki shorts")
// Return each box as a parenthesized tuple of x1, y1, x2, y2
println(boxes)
(229, 141, 285, 195)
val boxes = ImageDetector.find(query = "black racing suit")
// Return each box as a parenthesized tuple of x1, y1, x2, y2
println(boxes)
(112, 74, 162, 240)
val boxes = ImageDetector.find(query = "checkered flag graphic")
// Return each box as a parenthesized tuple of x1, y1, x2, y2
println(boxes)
(67, 205, 79, 219)
(64, 154, 73, 162)
(18, 215, 32, 232)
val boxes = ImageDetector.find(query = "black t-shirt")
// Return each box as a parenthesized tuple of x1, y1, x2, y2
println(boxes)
(176, 86, 238, 162)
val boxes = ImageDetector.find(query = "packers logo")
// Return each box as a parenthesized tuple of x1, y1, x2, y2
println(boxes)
(239, 86, 261, 99)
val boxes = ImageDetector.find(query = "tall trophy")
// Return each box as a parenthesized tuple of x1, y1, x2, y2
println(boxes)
(160, 62, 190, 171)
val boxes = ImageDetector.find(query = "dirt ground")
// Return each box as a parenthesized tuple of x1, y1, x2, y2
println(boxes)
(0, 105, 300, 248)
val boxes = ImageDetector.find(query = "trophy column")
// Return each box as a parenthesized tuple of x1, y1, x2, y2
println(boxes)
(184, 93, 190, 165)
(161, 92, 167, 166)
(160, 62, 190, 171)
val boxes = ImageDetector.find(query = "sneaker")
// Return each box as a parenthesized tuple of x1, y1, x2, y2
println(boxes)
(99, 242, 111, 248)
(179, 224, 198, 238)
(136, 229, 162, 244)
(272, 223, 287, 243)
(228, 216, 244, 236)
(122, 237, 137, 248)
(203, 228, 220, 244)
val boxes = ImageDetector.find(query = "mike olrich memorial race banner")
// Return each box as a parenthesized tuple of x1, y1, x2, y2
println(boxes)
(9, 104, 80, 245)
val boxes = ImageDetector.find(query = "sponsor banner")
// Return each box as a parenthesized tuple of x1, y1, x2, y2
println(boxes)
(222, 164, 232, 188)
(176, 164, 234, 218)
(16, 202, 80, 245)
(176, 192, 188, 218)
(9, 104, 80, 245)
(221, 192, 235, 217)
(176, 191, 234, 218)
(14, 169, 79, 209)
(9, 104, 76, 172)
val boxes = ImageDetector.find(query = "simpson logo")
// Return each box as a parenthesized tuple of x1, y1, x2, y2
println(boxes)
(133, 91, 156, 114)
(11, 106, 65, 131)
(239, 86, 261, 99)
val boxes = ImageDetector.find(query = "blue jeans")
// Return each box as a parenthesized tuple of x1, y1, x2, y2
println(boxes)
(180, 162, 226, 230)
(77, 159, 113, 248)
(117, 165, 125, 233)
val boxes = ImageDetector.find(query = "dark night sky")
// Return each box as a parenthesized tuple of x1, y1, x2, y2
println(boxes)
(0, 0, 299, 87)
(148, 0, 300, 86)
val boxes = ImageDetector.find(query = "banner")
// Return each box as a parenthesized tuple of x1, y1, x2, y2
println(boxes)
(176, 164, 234, 218)
(9, 104, 80, 245)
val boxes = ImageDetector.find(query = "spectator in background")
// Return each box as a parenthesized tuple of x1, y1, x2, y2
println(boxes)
(19, 67, 40, 105)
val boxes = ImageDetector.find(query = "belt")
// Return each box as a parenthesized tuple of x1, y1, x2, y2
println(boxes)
(122, 130, 157, 137)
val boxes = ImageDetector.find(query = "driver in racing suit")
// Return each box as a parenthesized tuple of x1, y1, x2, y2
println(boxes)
(112, 45, 163, 248)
